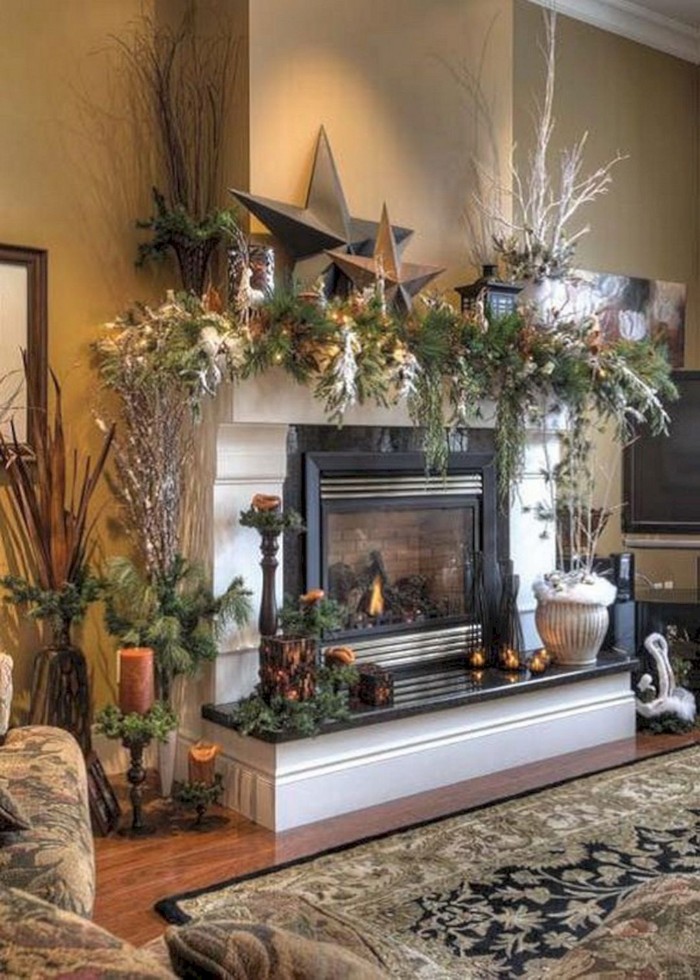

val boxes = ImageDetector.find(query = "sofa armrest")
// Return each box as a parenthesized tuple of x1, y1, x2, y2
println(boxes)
(0, 725, 95, 917)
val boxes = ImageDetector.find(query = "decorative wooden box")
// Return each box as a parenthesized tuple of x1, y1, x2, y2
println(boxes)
(259, 636, 317, 702)
(356, 663, 394, 707)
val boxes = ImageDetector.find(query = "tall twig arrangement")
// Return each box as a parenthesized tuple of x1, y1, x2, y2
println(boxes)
(94, 293, 250, 702)
(94, 292, 242, 578)
(113, 2, 241, 291)
(115, 3, 236, 221)
(478, 10, 626, 281)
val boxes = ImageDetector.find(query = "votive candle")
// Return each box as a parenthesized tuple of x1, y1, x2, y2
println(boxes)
(118, 647, 155, 716)
(188, 741, 219, 787)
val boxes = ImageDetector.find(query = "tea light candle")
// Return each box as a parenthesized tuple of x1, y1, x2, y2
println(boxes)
(469, 649, 486, 669)
(501, 648, 520, 670)
(188, 741, 219, 787)
(118, 647, 155, 715)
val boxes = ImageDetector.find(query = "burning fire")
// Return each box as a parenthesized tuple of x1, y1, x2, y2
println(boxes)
(368, 575, 384, 617)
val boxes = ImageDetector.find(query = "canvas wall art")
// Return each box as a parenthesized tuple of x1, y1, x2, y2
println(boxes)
(568, 270, 686, 368)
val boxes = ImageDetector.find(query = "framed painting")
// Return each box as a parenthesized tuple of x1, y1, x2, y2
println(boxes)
(568, 270, 686, 368)
(0, 243, 47, 447)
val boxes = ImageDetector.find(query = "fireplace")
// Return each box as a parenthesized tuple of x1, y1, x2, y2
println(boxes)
(284, 426, 507, 690)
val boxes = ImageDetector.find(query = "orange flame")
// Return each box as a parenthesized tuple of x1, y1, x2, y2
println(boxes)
(368, 575, 384, 617)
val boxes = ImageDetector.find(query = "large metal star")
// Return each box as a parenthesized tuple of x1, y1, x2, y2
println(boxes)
(229, 127, 412, 272)
(326, 204, 444, 313)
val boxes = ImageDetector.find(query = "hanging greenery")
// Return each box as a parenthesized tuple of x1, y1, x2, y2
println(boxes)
(229, 284, 676, 498)
(96, 283, 675, 505)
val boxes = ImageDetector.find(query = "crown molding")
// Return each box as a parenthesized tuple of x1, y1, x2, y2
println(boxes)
(526, 0, 700, 64)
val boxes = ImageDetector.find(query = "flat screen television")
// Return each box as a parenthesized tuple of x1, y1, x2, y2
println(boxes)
(623, 370, 700, 535)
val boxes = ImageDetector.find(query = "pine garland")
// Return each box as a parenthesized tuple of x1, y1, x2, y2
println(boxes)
(229, 284, 676, 496)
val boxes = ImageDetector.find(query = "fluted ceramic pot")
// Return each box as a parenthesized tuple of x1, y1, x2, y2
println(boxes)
(535, 599, 609, 666)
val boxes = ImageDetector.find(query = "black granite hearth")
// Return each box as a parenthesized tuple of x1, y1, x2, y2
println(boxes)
(202, 651, 637, 744)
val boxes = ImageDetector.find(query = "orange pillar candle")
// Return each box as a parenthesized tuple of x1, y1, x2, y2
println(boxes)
(188, 741, 219, 787)
(118, 647, 155, 716)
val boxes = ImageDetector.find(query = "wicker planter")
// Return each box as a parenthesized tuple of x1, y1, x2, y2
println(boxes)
(259, 636, 317, 702)
(535, 599, 609, 666)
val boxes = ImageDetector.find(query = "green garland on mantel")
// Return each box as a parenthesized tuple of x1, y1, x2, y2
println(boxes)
(238, 288, 677, 497)
(97, 286, 677, 500)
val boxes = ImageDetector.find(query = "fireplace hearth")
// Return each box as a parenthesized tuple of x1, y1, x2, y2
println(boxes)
(284, 426, 508, 672)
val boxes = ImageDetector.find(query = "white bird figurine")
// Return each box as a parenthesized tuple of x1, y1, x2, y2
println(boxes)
(635, 632, 696, 724)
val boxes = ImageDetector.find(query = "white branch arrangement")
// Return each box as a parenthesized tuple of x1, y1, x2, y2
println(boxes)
(477, 9, 626, 282)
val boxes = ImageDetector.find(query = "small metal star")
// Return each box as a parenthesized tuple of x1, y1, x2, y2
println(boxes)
(326, 204, 444, 313)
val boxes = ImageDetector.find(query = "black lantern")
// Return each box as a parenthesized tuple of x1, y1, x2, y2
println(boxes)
(455, 264, 521, 318)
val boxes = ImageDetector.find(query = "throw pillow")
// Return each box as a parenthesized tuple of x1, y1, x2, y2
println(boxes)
(165, 919, 390, 980)
(0, 781, 30, 832)
(0, 882, 175, 978)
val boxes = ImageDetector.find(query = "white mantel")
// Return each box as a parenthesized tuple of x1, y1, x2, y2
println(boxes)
(207, 371, 558, 708)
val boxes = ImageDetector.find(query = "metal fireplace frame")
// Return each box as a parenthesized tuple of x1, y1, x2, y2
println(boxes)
(301, 449, 502, 671)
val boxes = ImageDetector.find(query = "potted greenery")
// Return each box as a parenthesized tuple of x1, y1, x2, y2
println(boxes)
(0, 359, 113, 750)
(532, 424, 622, 665)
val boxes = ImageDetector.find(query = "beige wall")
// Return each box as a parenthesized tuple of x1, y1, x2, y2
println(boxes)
(246, 0, 514, 290)
(0, 0, 156, 714)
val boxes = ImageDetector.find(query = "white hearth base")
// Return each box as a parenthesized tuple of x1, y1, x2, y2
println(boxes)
(203, 669, 635, 832)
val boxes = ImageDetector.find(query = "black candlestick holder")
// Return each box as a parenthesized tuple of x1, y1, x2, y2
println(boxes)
(120, 734, 154, 836)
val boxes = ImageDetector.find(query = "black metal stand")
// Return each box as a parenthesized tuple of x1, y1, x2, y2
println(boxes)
(120, 735, 154, 836)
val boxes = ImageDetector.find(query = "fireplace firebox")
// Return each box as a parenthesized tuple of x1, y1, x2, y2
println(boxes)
(284, 427, 506, 689)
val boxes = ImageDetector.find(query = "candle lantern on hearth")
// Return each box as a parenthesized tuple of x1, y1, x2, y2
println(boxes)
(495, 563, 526, 671)
(527, 648, 551, 674)
(465, 550, 493, 668)
(258, 589, 346, 703)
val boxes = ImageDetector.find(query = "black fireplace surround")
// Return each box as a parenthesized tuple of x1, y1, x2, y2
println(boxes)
(284, 426, 508, 681)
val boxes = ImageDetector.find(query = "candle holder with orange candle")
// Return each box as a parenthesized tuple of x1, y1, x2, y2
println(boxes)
(188, 740, 219, 787)
(175, 774, 224, 827)
(467, 648, 487, 670)
(94, 701, 177, 835)
(118, 647, 155, 716)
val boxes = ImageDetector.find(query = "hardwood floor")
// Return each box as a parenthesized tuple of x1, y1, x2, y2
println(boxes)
(93, 730, 700, 947)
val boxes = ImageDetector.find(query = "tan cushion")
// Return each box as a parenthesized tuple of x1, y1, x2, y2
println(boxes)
(0, 882, 175, 978)
(0, 780, 30, 832)
(165, 918, 390, 979)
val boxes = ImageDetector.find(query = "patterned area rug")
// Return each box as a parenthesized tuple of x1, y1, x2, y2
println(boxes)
(156, 747, 700, 978)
